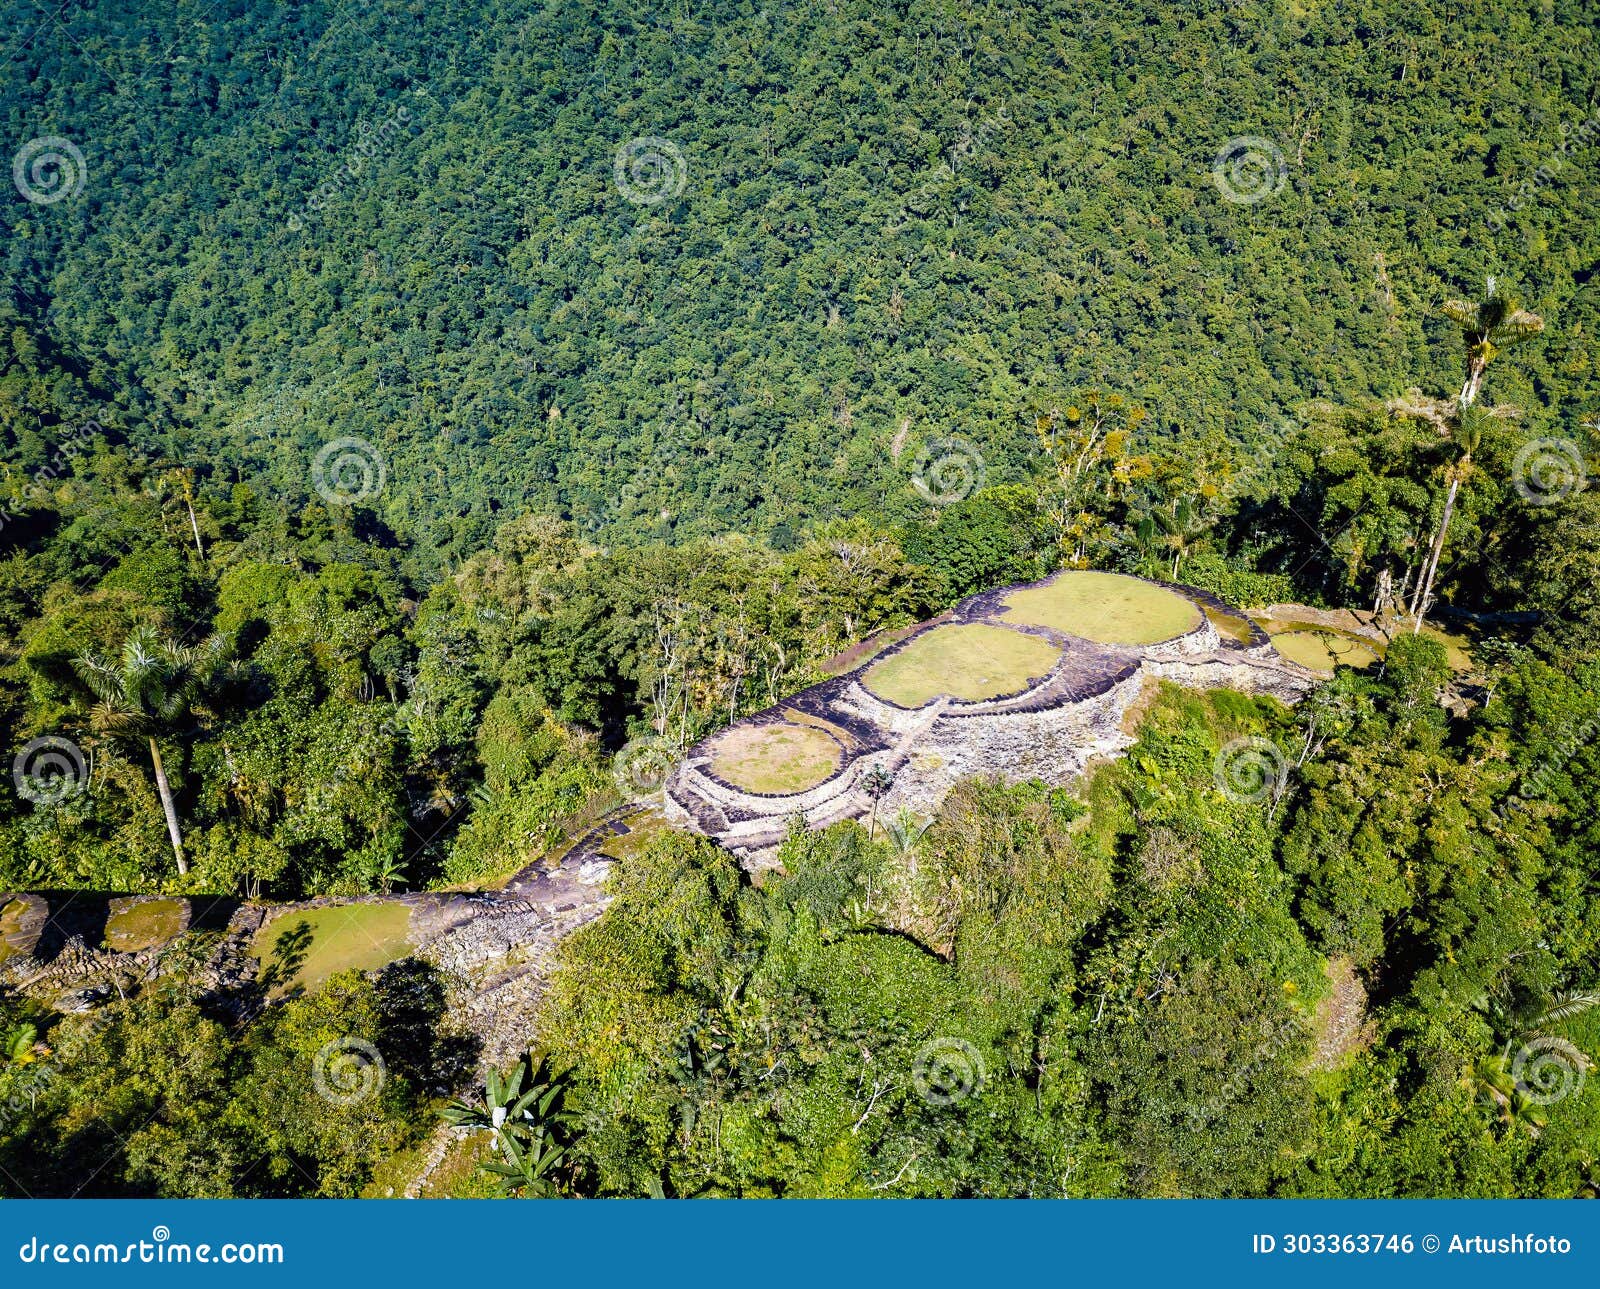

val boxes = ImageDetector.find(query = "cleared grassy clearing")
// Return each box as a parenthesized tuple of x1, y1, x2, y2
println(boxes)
(710, 722, 843, 794)
(252, 902, 415, 997)
(1002, 571, 1200, 645)
(1271, 629, 1380, 673)
(104, 898, 186, 952)
(864, 623, 1061, 707)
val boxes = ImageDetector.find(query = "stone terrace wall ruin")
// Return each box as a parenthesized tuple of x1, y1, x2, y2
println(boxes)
(663, 573, 1317, 868)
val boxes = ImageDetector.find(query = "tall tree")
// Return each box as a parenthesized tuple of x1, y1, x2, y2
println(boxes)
(1404, 282, 1544, 629)
(1443, 278, 1546, 408)
(72, 627, 229, 876)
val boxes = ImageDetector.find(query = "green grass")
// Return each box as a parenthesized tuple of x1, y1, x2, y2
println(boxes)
(251, 902, 415, 997)
(864, 623, 1061, 707)
(104, 899, 186, 952)
(1415, 624, 1474, 672)
(1203, 604, 1258, 645)
(1001, 571, 1201, 645)
(1271, 630, 1380, 673)
(596, 808, 682, 860)
(0, 899, 31, 965)
(710, 723, 844, 794)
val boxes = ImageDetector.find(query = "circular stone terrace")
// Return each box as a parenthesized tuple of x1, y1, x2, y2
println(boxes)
(665, 570, 1311, 862)
(995, 569, 1202, 645)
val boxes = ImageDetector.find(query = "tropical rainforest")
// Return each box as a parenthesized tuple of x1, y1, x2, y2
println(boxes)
(2, 0, 1599, 1199)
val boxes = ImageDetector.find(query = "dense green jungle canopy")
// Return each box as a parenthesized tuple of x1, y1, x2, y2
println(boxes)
(3, 0, 1600, 1203)
(2, 0, 1596, 566)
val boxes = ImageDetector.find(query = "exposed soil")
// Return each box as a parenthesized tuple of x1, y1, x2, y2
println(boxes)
(1310, 956, 1372, 1071)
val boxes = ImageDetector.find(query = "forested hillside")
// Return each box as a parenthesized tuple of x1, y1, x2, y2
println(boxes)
(4, 0, 1600, 1202)
(3, 0, 1598, 562)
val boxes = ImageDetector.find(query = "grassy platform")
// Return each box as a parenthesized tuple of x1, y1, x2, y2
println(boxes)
(864, 623, 1061, 707)
(1271, 629, 1380, 673)
(1204, 604, 1258, 645)
(252, 902, 415, 997)
(710, 723, 844, 794)
(1001, 571, 1200, 645)
(104, 898, 187, 952)
(0, 899, 31, 965)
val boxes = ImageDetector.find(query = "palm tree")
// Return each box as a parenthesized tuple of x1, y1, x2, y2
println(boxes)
(860, 764, 894, 839)
(1442, 277, 1545, 408)
(72, 627, 229, 876)
(1398, 281, 1544, 632)
(881, 807, 932, 857)
(1148, 496, 1214, 579)
(1405, 400, 1491, 629)
(1470, 986, 1597, 1137)
(1, 1021, 41, 1065)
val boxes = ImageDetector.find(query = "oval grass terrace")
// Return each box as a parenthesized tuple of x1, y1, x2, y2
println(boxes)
(998, 570, 1202, 644)
(862, 622, 1064, 708)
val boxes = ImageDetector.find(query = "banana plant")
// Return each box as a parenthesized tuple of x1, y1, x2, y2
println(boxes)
(2, 1021, 41, 1065)
(479, 1118, 572, 1198)
(442, 1053, 578, 1196)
